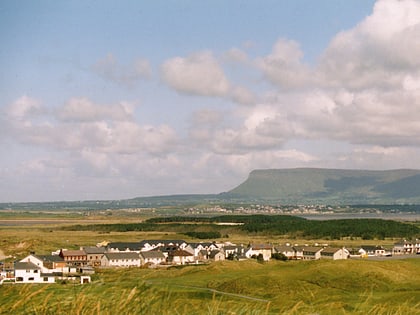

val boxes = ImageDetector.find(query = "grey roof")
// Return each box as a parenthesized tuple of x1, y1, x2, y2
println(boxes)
(140, 240, 186, 247)
(274, 245, 294, 252)
(14, 262, 40, 270)
(321, 247, 342, 254)
(83, 246, 106, 254)
(188, 242, 217, 248)
(140, 251, 165, 259)
(169, 249, 194, 257)
(104, 252, 140, 260)
(361, 245, 383, 251)
(37, 255, 65, 262)
(106, 242, 143, 251)
(224, 245, 244, 250)
(302, 247, 323, 254)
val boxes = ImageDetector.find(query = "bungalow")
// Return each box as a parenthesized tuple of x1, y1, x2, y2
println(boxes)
(168, 249, 195, 265)
(187, 242, 219, 257)
(59, 249, 88, 267)
(101, 252, 141, 267)
(302, 247, 323, 260)
(14, 262, 55, 283)
(140, 251, 166, 266)
(359, 245, 386, 257)
(245, 244, 272, 261)
(320, 247, 349, 260)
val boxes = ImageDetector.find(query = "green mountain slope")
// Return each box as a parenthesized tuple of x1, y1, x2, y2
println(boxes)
(227, 168, 420, 204)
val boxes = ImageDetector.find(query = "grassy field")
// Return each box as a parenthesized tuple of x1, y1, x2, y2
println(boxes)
(1, 259, 419, 314)
(1, 211, 419, 314)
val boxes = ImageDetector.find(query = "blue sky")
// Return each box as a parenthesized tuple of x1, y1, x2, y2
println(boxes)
(1, 0, 420, 202)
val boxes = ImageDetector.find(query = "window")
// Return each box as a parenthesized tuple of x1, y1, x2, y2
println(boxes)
(43, 277, 49, 282)
(28, 277, 34, 281)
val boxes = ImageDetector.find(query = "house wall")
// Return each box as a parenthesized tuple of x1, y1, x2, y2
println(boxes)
(14, 269, 54, 283)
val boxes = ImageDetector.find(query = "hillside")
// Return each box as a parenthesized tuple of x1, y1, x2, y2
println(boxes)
(227, 168, 420, 204)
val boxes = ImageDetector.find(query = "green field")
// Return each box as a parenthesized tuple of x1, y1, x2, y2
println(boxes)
(1, 211, 419, 314)
(1, 259, 419, 314)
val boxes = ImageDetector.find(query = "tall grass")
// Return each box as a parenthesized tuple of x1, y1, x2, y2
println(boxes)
(1, 258, 419, 314)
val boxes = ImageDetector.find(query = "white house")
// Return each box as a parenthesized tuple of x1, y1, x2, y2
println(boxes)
(168, 249, 195, 265)
(245, 244, 272, 261)
(140, 240, 188, 252)
(302, 247, 323, 260)
(186, 242, 219, 257)
(358, 246, 387, 257)
(101, 252, 141, 267)
(14, 262, 55, 283)
(19, 254, 67, 273)
(140, 251, 166, 266)
(393, 239, 420, 255)
(320, 247, 349, 260)
(223, 245, 246, 260)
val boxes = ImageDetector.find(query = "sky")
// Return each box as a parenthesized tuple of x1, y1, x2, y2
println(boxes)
(1, 0, 420, 202)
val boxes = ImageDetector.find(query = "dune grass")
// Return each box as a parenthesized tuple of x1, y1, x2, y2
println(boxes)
(1, 258, 419, 314)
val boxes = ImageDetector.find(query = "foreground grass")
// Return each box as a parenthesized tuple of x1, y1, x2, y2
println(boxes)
(1, 259, 419, 314)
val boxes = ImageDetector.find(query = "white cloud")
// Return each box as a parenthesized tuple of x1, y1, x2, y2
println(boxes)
(6, 96, 42, 119)
(257, 38, 312, 89)
(161, 51, 230, 97)
(318, 0, 420, 89)
(57, 98, 135, 122)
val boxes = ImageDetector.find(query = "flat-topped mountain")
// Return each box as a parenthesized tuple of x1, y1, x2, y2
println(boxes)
(226, 168, 420, 204)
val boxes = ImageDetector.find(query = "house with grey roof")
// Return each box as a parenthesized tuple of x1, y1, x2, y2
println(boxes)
(101, 252, 141, 267)
(320, 247, 349, 260)
(14, 262, 55, 283)
(83, 246, 106, 267)
(302, 247, 323, 260)
(140, 251, 166, 266)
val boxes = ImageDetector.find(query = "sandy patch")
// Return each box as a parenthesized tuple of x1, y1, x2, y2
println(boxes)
(0, 249, 10, 260)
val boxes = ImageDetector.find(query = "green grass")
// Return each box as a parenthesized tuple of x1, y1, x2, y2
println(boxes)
(1, 259, 419, 314)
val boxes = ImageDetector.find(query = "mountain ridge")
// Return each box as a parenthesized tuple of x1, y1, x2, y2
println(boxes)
(226, 168, 420, 204)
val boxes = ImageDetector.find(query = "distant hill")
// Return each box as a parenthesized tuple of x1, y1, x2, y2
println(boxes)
(3, 168, 420, 209)
(226, 168, 420, 204)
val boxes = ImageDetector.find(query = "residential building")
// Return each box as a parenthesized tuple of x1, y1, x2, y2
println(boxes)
(320, 247, 349, 260)
(140, 251, 166, 266)
(101, 252, 141, 267)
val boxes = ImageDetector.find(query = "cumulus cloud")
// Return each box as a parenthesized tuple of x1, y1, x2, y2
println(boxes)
(56, 98, 135, 122)
(92, 53, 151, 86)
(257, 38, 312, 89)
(318, 0, 420, 89)
(161, 51, 230, 97)
(4, 96, 178, 156)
